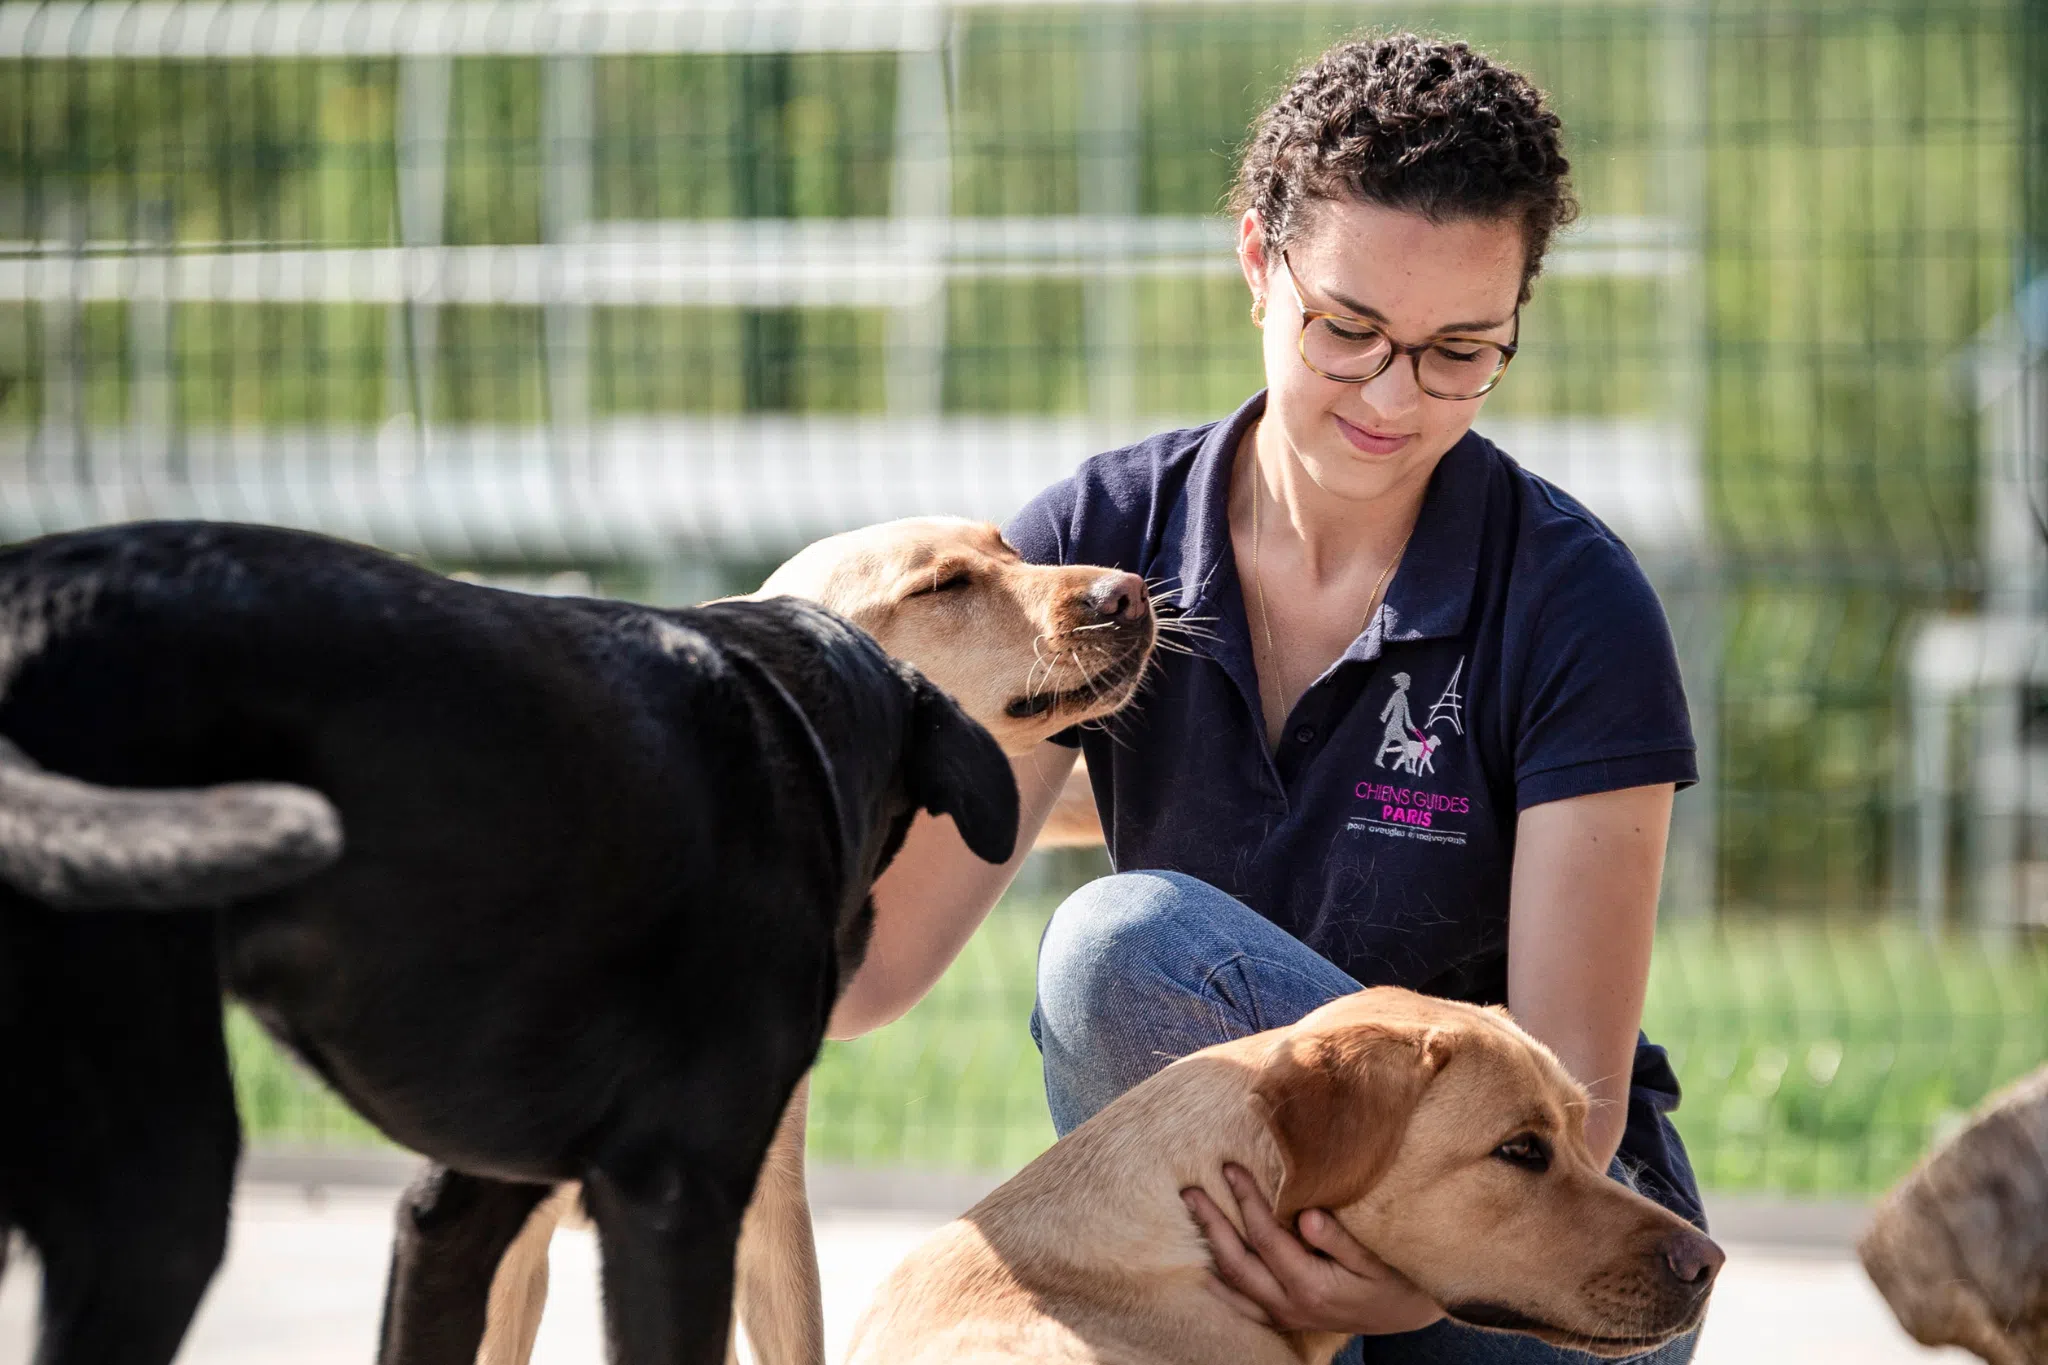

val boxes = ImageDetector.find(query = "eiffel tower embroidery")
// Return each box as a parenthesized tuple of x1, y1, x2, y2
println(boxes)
(1425, 656, 1466, 736)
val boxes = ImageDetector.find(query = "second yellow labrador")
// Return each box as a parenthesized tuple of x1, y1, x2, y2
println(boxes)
(474, 517, 1153, 1365)
(850, 988, 1724, 1365)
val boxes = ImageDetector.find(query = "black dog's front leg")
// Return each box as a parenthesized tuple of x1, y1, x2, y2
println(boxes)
(583, 1150, 749, 1365)
(377, 1164, 551, 1365)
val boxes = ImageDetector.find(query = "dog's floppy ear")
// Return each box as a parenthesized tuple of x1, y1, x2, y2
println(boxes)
(901, 666, 1019, 866)
(1253, 1023, 1452, 1221)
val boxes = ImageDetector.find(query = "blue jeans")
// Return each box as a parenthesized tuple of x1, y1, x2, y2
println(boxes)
(1028, 870, 1702, 1365)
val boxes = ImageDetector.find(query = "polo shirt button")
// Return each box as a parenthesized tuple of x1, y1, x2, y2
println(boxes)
(1293, 724, 1316, 744)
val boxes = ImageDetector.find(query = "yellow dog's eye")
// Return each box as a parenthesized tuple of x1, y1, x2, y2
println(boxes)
(1493, 1135, 1551, 1173)
(914, 572, 970, 596)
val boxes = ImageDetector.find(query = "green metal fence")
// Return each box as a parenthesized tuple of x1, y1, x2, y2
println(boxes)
(6, 0, 2045, 1195)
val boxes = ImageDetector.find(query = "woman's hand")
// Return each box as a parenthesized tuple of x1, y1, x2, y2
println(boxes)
(1181, 1164, 1445, 1337)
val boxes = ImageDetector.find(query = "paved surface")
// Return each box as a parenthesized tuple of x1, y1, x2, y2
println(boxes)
(0, 1185, 1973, 1365)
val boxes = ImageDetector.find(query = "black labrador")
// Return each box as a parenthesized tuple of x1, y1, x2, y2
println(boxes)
(0, 521, 1018, 1365)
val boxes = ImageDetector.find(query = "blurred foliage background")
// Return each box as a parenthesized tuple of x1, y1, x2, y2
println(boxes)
(4, 0, 2044, 1194)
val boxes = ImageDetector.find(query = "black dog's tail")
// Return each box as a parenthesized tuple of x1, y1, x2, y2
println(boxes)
(0, 737, 342, 909)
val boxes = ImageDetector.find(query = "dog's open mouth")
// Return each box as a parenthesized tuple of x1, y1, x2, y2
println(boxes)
(1446, 1302, 1698, 1357)
(1004, 638, 1150, 722)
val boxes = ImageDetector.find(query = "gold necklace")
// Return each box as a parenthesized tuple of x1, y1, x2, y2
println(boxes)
(1248, 447, 1410, 733)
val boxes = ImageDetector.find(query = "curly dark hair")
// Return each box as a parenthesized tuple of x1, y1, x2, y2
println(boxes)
(1232, 34, 1578, 303)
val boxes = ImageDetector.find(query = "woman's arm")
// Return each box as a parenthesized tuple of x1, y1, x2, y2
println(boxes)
(827, 740, 1080, 1040)
(1190, 781, 1677, 1336)
(1507, 781, 1675, 1168)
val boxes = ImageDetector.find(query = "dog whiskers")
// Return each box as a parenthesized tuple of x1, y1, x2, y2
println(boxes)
(1140, 574, 1185, 604)
(1024, 640, 1056, 704)
(1152, 613, 1221, 643)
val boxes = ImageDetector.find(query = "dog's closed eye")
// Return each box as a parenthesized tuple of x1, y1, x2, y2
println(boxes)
(1492, 1134, 1551, 1173)
(913, 570, 972, 596)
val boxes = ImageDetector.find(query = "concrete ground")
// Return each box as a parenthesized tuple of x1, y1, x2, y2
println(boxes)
(0, 1181, 1973, 1365)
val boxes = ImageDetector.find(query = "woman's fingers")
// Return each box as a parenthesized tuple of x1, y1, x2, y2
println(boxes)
(1187, 1168, 1447, 1338)
(1298, 1209, 1448, 1336)
(1182, 1186, 1289, 1313)
(1297, 1205, 1378, 1277)
(1224, 1164, 1321, 1281)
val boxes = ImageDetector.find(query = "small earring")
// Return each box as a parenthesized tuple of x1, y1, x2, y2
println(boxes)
(1251, 296, 1266, 327)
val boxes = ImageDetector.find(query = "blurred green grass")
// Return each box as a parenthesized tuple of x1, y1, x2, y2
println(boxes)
(1649, 917, 2048, 1194)
(229, 893, 2048, 1197)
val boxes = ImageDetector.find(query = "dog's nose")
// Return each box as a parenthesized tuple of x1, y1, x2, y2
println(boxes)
(1085, 571, 1148, 625)
(1660, 1229, 1725, 1288)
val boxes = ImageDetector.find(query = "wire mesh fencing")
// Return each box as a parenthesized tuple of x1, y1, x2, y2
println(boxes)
(4, 0, 2044, 1196)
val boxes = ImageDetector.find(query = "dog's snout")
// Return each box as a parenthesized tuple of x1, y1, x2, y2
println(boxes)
(1085, 571, 1148, 625)
(1660, 1229, 1725, 1288)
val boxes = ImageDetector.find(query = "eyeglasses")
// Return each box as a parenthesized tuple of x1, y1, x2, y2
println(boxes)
(1276, 251, 1518, 401)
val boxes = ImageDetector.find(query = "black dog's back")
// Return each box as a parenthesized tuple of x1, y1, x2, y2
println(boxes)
(0, 521, 714, 815)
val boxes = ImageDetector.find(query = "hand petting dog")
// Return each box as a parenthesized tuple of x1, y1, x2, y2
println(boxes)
(1184, 1162, 1445, 1338)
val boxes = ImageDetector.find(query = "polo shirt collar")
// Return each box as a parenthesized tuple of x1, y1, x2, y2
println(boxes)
(1172, 390, 1488, 664)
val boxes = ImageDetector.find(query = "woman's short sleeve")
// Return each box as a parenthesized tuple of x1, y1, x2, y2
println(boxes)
(1512, 536, 1698, 810)
(1002, 474, 1080, 568)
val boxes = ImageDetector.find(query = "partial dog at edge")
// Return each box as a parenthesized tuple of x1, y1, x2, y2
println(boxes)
(851, 988, 1724, 1365)
(454, 517, 1158, 1365)
(1858, 1064, 2048, 1365)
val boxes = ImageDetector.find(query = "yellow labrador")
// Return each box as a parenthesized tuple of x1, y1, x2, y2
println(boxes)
(850, 988, 1723, 1365)
(476, 517, 1154, 1365)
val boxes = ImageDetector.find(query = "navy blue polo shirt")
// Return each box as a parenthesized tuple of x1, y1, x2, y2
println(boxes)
(1005, 390, 1705, 1225)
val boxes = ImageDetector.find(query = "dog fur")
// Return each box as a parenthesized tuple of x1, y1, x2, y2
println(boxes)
(0, 520, 1020, 1365)
(849, 988, 1723, 1365)
(416, 517, 1154, 1365)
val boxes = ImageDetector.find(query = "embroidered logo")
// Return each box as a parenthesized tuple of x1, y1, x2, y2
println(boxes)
(1374, 672, 1420, 771)
(1372, 658, 1468, 776)
(1358, 659, 1473, 846)
(1425, 656, 1466, 736)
